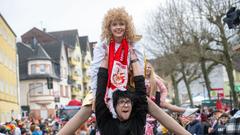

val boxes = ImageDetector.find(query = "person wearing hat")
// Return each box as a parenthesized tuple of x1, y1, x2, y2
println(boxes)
(185, 113, 203, 135)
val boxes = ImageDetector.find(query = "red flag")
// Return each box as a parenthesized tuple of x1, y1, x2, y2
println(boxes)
(216, 99, 223, 110)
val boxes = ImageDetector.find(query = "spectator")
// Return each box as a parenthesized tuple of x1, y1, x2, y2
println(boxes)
(185, 113, 203, 135)
(208, 109, 223, 134)
(201, 113, 211, 135)
(225, 110, 240, 134)
(20, 128, 27, 135)
(211, 113, 230, 135)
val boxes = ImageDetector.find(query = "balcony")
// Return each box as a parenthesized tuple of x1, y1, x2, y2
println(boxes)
(68, 75, 74, 84)
(83, 60, 91, 69)
(83, 75, 90, 83)
(68, 58, 77, 66)
(68, 74, 79, 81)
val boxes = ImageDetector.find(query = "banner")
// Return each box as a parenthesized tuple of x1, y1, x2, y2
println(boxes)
(210, 88, 224, 99)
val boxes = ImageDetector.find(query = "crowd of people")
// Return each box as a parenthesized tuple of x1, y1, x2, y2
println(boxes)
(0, 115, 97, 135)
(145, 107, 240, 135)
(0, 117, 60, 135)
(1, 107, 239, 135)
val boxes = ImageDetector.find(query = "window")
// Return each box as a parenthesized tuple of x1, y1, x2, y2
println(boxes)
(5, 82, 8, 94)
(0, 80, 3, 92)
(46, 64, 50, 73)
(31, 65, 36, 74)
(9, 85, 12, 95)
(39, 64, 45, 73)
(35, 83, 43, 95)
(29, 83, 43, 95)
(65, 86, 69, 97)
(60, 85, 64, 96)
(0, 52, 3, 64)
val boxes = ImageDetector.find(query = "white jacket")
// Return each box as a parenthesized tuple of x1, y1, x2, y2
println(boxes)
(89, 40, 144, 96)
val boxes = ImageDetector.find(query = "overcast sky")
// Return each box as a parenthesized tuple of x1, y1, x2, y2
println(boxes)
(1, 0, 164, 42)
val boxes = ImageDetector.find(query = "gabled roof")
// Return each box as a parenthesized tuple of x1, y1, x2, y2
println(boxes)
(48, 29, 78, 48)
(42, 41, 62, 62)
(28, 43, 51, 60)
(89, 41, 97, 58)
(17, 42, 33, 63)
(21, 27, 57, 44)
(17, 42, 33, 79)
(79, 36, 89, 56)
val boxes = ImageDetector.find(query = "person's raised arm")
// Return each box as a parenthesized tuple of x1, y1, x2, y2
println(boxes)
(95, 46, 112, 131)
(129, 48, 142, 77)
(129, 47, 148, 131)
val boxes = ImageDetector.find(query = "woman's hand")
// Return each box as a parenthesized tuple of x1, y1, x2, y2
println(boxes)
(100, 44, 109, 68)
(103, 44, 109, 61)
(129, 46, 138, 61)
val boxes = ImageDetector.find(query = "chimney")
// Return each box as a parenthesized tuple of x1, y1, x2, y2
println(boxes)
(43, 28, 46, 32)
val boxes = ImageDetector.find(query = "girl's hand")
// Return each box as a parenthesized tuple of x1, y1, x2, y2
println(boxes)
(103, 44, 109, 61)
(129, 46, 137, 61)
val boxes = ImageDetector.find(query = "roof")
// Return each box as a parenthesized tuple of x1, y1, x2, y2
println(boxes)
(21, 27, 57, 44)
(17, 41, 61, 81)
(48, 29, 79, 48)
(17, 42, 33, 79)
(79, 36, 89, 56)
(28, 43, 51, 60)
(89, 41, 97, 58)
(42, 41, 63, 62)
(17, 42, 33, 63)
(0, 13, 16, 37)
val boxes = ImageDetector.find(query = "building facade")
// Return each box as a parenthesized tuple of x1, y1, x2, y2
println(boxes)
(17, 40, 71, 121)
(48, 30, 84, 100)
(21, 28, 84, 100)
(79, 36, 92, 98)
(0, 14, 20, 123)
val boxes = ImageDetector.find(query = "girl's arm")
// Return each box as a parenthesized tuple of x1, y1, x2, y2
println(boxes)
(89, 42, 106, 95)
(155, 77, 168, 102)
(57, 106, 92, 135)
(147, 98, 191, 135)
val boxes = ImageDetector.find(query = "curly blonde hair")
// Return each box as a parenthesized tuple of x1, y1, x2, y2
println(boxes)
(101, 7, 137, 42)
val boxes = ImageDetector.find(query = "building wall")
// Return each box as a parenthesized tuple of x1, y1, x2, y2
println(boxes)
(20, 79, 65, 119)
(59, 44, 71, 104)
(82, 51, 92, 97)
(20, 44, 71, 119)
(67, 40, 83, 99)
(0, 15, 20, 123)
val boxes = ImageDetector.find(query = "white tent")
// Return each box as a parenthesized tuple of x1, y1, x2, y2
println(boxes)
(186, 95, 207, 105)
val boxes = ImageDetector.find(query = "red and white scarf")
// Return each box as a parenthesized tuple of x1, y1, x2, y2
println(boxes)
(105, 38, 129, 118)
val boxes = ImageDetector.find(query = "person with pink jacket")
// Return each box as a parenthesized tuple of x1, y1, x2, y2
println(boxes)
(145, 62, 198, 116)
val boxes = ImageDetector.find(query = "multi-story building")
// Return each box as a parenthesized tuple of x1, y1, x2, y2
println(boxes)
(21, 27, 84, 100)
(0, 14, 20, 123)
(79, 36, 92, 97)
(48, 30, 84, 100)
(17, 39, 70, 121)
